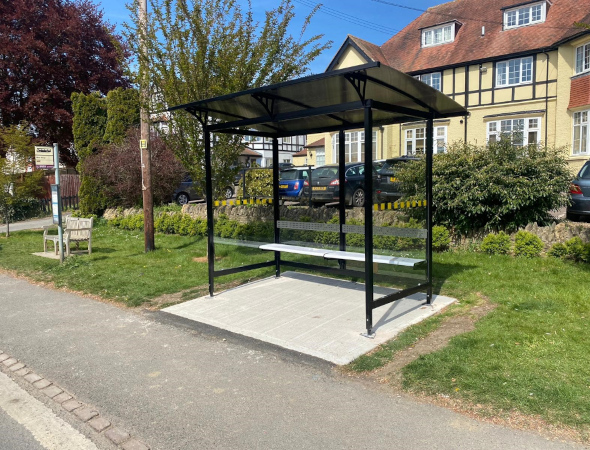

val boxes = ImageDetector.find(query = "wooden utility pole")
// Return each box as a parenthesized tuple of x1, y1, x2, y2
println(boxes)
(139, 0, 155, 251)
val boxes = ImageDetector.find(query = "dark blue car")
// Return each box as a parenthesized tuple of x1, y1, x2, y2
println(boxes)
(279, 168, 310, 198)
(567, 160, 590, 221)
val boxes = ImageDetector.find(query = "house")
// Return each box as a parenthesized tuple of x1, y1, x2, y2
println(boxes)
(241, 135, 307, 167)
(307, 0, 590, 170)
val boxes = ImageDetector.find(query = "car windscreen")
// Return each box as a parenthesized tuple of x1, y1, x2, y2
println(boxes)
(379, 161, 403, 175)
(313, 167, 338, 178)
(280, 170, 300, 181)
(579, 163, 590, 179)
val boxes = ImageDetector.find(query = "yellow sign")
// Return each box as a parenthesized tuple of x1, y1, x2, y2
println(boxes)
(140, 139, 148, 149)
(35, 146, 54, 169)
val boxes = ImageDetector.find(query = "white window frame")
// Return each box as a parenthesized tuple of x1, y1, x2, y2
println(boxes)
(573, 110, 590, 156)
(421, 23, 455, 48)
(404, 126, 447, 155)
(332, 131, 378, 163)
(575, 42, 590, 75)
(315, 147, 325, 167)
(503, 2, 546, 29)
(496, 57, 533, 87)
(415, 72, 442, 91)
(487, 117, 541, 147)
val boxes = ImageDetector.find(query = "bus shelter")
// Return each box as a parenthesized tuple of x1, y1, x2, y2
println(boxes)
(168, 62, 467, 337)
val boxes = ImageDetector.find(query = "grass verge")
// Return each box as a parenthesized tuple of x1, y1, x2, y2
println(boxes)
(0, 222, 274, 307)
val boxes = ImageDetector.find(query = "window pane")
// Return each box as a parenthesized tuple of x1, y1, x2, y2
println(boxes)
(434, 28, 442, 44)
(415, 139, 425, 154)
(532, 4, 541, 21)
(416, 128, 425, 139)
(424, 30, 432, 45)
(432, 73, 441, 90)
(497, 62, 507, 85)
(518, 7, 530, 25)
(507, 10, 516, 26)
(585, 45, 590, 71)
(574, 112, 581, 125)
(508, 59, 520, 84)
(406, 141, 413, 155)
(573, 125, 581, 154)
(488, 134, 497, 143)
(406, 129, 413, 138)
(583, 125, 588, 154)
(528, 131, 538, 144)
(576, 46, 584, 73)
(444, 26, 452, 41)
(522, 58, 532, 82)
(529, 118, 538, 128)
(488, 122, 497, 132)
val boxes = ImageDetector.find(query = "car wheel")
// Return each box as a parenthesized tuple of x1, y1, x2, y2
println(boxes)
(352, 188, 365, 207)
(224, 186, 234, 199)
(176, 192, 190, 205)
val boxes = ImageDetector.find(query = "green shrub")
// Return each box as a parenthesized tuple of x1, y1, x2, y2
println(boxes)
(480, 231, 511, 255)
(237, 169, 273, 198)
(432, 225, 451, 252)
(564, 237, 590, 262)
(547, 242, 568, 259)
(396, 141, 571, 235)
(513, 231, 543, 258)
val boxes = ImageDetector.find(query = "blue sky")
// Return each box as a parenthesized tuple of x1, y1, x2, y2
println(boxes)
(98, 0, 445, 74)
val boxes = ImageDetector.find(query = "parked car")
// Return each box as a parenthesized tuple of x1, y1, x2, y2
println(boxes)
(279, 168, 310, 197)
(173, 174, 234, 205)
(375, 156, 420, 202)
(303, 162, 379, 207)
(567, 160, 590, 221)
(269, 162, 295, 170)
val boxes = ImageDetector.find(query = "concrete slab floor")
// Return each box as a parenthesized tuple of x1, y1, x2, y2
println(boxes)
(164, 271, 456, 365)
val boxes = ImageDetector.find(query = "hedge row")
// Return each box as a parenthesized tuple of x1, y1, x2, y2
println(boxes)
(107, 211, 451, 252)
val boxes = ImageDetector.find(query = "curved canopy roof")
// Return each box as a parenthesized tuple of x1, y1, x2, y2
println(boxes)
(168, 62, 467, 137)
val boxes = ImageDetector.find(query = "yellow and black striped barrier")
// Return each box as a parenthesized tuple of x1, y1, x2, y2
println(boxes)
(373, 200, 427, 211)
(213, 198, 273, 207)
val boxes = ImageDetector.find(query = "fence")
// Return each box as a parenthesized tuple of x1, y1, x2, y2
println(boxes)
(39, 196, 80, 213)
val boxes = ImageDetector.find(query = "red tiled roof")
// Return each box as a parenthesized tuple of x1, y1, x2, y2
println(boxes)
(240, 147, 262, 157)
(569, 73, 590, 109)
(346, 0, 590, 73)
(304, 138, 325, 148)
(348, 36, 388, 65)
(293, 148, 308, 157)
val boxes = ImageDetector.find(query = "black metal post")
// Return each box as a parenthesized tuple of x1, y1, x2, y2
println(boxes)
(338, 129, 346, 270)
(364, 103, 374, 337)
(272, 137, 280, 278)
(426, 114, 434, 304)
(204, 126, 215, 297)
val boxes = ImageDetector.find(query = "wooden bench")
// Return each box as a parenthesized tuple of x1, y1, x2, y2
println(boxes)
(259, 243, 424, 267)
(43, 217, 93, 256)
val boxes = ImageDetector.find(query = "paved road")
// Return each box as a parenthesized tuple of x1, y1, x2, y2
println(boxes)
(0, 273, 584, 450)
(0, 216, 54, 234)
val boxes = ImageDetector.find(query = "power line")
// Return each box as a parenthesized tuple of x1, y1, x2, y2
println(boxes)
(292, 0, 400, 35)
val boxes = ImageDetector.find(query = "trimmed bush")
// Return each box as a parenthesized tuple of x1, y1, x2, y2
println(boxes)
(564, 237, 590, 262)
(237, 169, 273, 198)
(432, 225, 451, 252)
(480, 231, 511, 255)
(547, 242, 568, 258)
(513, 230, 544, 258)
(396, 140, 571, 235)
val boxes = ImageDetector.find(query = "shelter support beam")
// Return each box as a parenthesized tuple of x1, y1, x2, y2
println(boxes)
(205, 126, 215, 297)
(338, 130, 346, 270)
(363, 103, 375, 337)
(426, 115, 434, 304)
(272, 138, 280, 277)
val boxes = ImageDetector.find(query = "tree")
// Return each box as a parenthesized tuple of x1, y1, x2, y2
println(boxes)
(125, 0, 331, 196)
(104, 88, 140, 144)
(0, 0, 131, 165)
(83, 127, 184, 207)
(0, 124, 45, 236)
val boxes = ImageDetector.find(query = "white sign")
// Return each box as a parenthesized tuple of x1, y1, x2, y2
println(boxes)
(35, 146, 54, 169)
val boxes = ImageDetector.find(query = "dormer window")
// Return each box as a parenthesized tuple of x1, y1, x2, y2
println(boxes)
(421, 22, 456, 48)
(503, 1, 546, 29)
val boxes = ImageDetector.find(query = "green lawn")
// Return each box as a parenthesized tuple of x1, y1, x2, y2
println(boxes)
(401, 251, 590, 429)
(0, 222, 274, 306)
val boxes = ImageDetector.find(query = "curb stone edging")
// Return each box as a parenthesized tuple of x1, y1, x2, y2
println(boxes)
(0, 350, 150, 449)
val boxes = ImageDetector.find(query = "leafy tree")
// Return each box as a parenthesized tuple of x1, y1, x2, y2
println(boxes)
(397, 141, 572, 235)
(0, 0, 130, 164)
(83, 128, 184, 208)
(124, 0, 330, 197)
(104, 88, 140, 144)
(0, 124, 44, 236)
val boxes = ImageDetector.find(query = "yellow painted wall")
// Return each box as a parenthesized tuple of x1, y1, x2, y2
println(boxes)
(332, 46, 368, 70)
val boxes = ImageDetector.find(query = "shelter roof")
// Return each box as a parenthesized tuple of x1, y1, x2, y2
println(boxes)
(168, 63, 467, 137)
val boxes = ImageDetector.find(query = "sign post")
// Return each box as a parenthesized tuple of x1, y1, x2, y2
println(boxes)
(52, 143, 64, 263)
